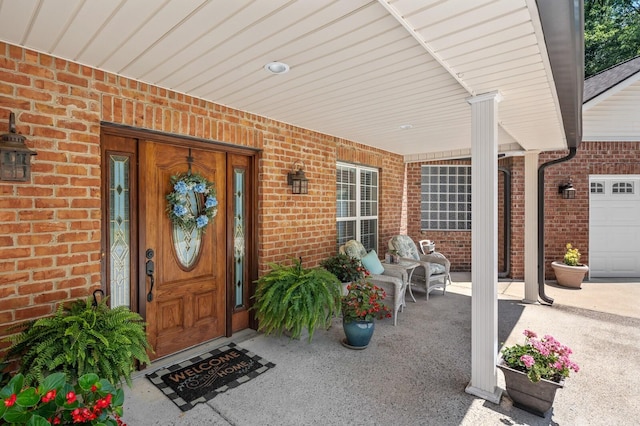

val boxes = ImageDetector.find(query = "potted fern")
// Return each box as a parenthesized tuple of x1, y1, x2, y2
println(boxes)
(252, 257, 342, 342)
(4, 297, 151, 387)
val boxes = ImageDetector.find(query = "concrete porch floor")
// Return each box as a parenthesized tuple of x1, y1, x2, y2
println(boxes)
(124, 273, 640, 425)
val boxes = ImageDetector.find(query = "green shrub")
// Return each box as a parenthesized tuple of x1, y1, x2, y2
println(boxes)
(252, 258, 342, 342)
(320, 253, 366, 282)
(5, 297, 151, 387)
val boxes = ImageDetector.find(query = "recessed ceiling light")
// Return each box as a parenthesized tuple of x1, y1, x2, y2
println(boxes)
(264, 61, 290, 74)
(399, 124, 413, 130)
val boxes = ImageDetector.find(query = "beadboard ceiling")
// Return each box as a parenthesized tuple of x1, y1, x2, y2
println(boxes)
(0, 0, 578, 160)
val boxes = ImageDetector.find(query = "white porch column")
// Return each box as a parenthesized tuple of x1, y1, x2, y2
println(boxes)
(465, 91, 502, 403)
(523, 151, 540, 303)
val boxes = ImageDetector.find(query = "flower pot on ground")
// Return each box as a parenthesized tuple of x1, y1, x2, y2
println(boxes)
(252, 257, 342, 342)
(341, 279, 392, 349)
(551, 261, 589, 288)
(498, 362, 564, 417)
(499, 329, 579, 417)
(551, 243, 589, 288)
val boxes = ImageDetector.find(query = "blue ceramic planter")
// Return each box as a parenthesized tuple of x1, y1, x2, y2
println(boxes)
(342, 319, 374, 348)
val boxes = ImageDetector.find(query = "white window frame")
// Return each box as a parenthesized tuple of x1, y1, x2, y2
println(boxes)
(612, 181, 634, 194)
(336, 162, 379, 252)
(590, 181, 605, 194)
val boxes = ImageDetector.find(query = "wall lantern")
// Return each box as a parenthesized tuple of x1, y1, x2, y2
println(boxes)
(0, 112, 36, 182)
(287, 161, 308, 194)
(558, 178, 576, 199)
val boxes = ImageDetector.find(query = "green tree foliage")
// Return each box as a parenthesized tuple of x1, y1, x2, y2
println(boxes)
(585, 0, 640, 77)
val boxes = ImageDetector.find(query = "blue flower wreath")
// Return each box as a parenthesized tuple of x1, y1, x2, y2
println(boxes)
(166, 172, 218, 232)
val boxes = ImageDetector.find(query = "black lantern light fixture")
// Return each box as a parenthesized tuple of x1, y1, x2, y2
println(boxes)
(559, 177, 576, 199)
(0, 112, 36, 182)
(287, 160, 308, 194)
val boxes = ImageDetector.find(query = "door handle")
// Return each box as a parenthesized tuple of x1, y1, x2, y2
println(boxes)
(146, 249, 155, 302)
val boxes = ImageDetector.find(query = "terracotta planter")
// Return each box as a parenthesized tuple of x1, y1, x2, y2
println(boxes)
(498, 362, 564, 417)
(551, 261, 588, 289)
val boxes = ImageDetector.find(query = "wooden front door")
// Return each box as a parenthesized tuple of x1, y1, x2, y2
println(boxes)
(140, 141, 226, 360)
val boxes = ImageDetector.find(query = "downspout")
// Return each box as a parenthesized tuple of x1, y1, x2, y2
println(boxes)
(498, 167, 511, 278)
(537, 147, 577, 304)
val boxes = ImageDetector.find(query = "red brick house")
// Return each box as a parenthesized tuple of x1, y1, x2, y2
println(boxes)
(0, 1, 584, 402)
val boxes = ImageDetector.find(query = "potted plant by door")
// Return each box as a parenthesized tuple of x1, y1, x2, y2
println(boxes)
(498, 329, 580, 417)
(551, 243, 589, 288)
(340, 279, 392, 349)
(320, 253, 368, 295)
(252, 257, 342, 342)
(4, 296, 151, 387)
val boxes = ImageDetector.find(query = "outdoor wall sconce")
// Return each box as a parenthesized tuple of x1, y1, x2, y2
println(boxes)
(287, 160, 309, 194)
(0, 112, 36, 182)
(559, 178, 576, 199)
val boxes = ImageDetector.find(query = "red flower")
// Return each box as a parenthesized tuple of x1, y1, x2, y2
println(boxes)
(4, 394, 16, 407)
(90, 384, 98, 392)
(42, 389, 57, 403)
(66, 391, 77, 404)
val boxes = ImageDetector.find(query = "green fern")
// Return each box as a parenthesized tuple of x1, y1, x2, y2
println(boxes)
(4, 297, 151, 387)
(252, 258, 342, 342)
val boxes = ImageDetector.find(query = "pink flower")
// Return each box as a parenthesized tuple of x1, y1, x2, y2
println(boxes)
(520, 354, 535, 368)
(531, 340, 550, 356)
(502, 330, 580, 382)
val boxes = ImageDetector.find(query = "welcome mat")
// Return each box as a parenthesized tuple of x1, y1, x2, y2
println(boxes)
(146, 343, 275, 411)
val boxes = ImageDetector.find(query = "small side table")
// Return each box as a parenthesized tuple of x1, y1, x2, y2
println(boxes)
(382, 259, 420, 304)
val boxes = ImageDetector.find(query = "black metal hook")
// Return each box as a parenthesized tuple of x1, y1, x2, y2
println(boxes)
(92, 289, 105, 307)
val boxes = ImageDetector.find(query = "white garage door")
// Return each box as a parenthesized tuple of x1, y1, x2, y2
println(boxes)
(589, 175, 640, 277)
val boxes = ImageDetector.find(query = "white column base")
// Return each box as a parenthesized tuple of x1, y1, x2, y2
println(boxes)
(521, 298, 539, 305)
(465, 383, 503, 404)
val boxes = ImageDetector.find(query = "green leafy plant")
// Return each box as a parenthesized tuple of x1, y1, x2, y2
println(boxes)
(320, 253, 368, 283)
(252, 258, 342, 342)
(342, 279, 392, 323)
(4, 297, 151, 387)
(563, 243, 581, 266)
(0, 372, 126, 425)
(501, 329, 580, 383)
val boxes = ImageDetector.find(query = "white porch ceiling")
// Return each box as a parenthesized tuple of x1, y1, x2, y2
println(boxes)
(0, 0, 571, 159)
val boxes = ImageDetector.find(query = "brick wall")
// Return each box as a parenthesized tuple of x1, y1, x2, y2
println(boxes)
(406, 142, 640, 281)
(406, 156, 523, 278)
(541, 142, 640, 279)
(406, 160, 475, 273)
(0, 42, 404, 347)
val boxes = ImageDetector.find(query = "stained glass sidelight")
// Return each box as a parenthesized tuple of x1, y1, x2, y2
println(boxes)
(234, 169, 246, 309)
(109, 156, 130, 308)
